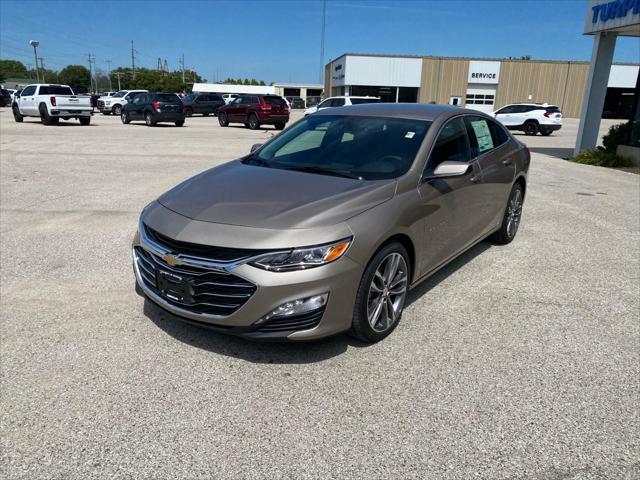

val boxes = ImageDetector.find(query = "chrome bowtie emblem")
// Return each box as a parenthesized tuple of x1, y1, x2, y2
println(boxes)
(162, 254, 181, 266)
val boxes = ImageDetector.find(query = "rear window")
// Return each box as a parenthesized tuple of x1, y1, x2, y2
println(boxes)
(40, 86, 73, 95)
(156, 94, 180, 103)
(264, 96, 286, 106)
(350, 98, 381, 105)
(545, 106, 561, 113)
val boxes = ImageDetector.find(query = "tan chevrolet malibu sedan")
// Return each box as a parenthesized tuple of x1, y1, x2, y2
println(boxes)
(133, 104, 529, 343)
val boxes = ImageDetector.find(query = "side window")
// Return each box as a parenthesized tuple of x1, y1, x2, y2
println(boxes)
(21, 86, 36, 96)
(488, 119, 509, 146)
(427, 117, 471, 171)
(466, 116, 496, 156)
(330, 98, 345, 107)
(496, 105, 513, 115)
(317, 99, 331, 108)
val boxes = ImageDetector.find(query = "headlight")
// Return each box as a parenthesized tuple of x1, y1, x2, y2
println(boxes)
(249, 238, 352, 272)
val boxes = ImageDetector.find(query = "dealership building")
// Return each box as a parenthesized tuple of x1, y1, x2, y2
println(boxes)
(323, 53, 638, 119)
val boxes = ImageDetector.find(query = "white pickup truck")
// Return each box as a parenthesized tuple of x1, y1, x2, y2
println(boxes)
(97, 90, 148, 116)
(12, 84, 93, 125)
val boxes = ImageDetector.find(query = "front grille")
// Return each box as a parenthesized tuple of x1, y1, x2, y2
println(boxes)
(255, 309, 324, 333)
(144, 224, 269, 263)
(98, 100, 104, 108)
(135, 246, 256, 316)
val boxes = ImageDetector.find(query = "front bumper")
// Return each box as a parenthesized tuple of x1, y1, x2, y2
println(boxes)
(132, 219, 362, 341)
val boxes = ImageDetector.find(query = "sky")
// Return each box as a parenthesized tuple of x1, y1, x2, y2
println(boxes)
(1, 0, 639, 84)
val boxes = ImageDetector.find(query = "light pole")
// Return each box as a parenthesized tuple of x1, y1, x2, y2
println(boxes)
(29, 40, 40, 83)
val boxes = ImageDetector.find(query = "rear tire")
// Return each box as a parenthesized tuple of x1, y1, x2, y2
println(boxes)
(490, 183, 524, 245)
(218, 112, 229, 127)
(144, 112, 155, 127)
(39, 105, 53, 125)
(175, 120, 184, 127)
(540, 128, 552, 136)
(275, 122, 286, 130)
(184, 107, 193, 117)
(523, 121, 538, 136)
(349, 243, 410, 343)
(12, 106, 23, 122)
(248, 113, 260, 130)
(79, 117, 91, 126)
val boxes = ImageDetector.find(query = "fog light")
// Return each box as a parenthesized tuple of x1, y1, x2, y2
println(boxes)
(256, 293, 328, 325)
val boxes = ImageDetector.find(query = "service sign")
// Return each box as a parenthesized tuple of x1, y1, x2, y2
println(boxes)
(331, 58, 346, 86)
(467, 61, 501, 84)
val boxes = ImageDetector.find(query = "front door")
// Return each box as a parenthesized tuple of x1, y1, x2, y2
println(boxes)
(417, 116, 485, 277)
(494, 105, 517, 127)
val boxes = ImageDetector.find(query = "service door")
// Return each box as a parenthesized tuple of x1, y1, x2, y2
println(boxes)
(465, 86, 497, 113)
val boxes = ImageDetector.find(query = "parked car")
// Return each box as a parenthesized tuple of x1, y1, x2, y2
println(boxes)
(181, 93, 225, 116)
(97, 89, 148, 116)
(0, 88, 11, 107)
(133, 104, 529, 342)
(221, 94, 239, 104)
(492, 103, 562, 136)
(304, 96, 380, 115)
(218, 94, 289, 130)
(121, 92, 185, 127)
(12, 84, 92, 125)
(290, 97, 306, 109)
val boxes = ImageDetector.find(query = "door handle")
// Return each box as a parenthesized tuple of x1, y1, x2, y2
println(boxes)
(502, 159, 513, 166)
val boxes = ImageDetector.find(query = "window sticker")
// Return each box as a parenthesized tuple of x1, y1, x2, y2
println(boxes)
(470, 120, 494, 153)
(405, 131, 415, 139)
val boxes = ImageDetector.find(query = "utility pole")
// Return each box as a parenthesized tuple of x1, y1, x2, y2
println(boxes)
(39, 58, 46, 82)
(86, 53, 95, 93)
(131, 40, 136, 78)
(157, 57, 162, 71)
(179, 54, 185, 84)
(105, 59, 112, 90)
(113, 72, 123, 90)
(319, 0, 326, 84)
(163, 59, 168, 73)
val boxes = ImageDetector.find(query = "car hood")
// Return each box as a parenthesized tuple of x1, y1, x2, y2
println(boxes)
(157, 160, 396, 229)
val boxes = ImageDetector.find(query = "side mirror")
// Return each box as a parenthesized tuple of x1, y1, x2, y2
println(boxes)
(250, 143, 263, 153)
(425, 161, 471, 181)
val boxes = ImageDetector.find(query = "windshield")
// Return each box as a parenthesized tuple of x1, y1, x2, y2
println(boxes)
(253, 115, 431, 180)
(111, 90, 126, 98)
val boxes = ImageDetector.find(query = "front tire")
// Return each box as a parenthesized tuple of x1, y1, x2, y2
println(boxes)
(523, 121, 538, 136)
(112, 105, 122, 116)
(248, 113, 260, 130)
(218, 112, 229, 127)
(490, 183, 524, 244)
(350, 243, 410, 343)
(12, 106, 23, 122)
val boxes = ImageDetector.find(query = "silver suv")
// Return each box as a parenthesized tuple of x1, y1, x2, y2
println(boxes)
(133, 104, 529, 342)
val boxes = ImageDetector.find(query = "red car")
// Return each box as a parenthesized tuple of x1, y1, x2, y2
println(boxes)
(218, 94, 289, 130)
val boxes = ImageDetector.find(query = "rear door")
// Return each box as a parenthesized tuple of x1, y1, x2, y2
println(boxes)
(464, 115, 516, 231)
(417, 116, 485, 276)
(243, 95, 259, 120)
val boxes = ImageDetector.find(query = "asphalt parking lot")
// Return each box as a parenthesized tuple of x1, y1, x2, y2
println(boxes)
(1, 110, 638, 479)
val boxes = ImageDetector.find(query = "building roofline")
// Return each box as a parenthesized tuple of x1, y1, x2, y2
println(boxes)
(327, 52, 640, 67)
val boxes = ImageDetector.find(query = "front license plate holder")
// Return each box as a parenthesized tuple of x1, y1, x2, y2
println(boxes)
(156, 269, 194, 304)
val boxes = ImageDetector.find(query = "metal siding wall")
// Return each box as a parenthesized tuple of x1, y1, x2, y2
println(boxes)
(324, 64, 331, 95)
(564, 63, 590, 118)
(419, 58, 469, 103)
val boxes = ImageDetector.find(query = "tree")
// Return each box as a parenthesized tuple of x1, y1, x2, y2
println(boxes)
(243, 78, 250, 85)
(58, 65, 91, 92)
(0, 59, 28, 82)
(259, 80, 265, 86)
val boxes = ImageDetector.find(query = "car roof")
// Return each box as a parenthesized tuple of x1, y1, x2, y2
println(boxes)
(328, 96, 378, 99)
(506, 102, 558, 107)
(314, 102, 479, 121)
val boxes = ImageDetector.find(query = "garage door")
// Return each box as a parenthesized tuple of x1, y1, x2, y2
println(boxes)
(465, 86, 497, 113)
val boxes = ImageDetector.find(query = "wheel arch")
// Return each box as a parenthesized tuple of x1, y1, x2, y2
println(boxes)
(370, 233, 416, 283)
(514, 174, 527, 198)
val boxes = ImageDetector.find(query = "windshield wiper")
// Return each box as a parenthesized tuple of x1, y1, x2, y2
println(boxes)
(281, 165, 363, 180)
(242, 155, 269, 167)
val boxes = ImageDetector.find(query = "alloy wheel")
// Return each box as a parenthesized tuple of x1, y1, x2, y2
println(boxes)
(506, 188, 523, 239)
(367, 253, 408, 332)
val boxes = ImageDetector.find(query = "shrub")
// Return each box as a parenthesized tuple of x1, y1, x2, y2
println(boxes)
(570, 150, 634, 168)
(602, 121, 631, 153)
